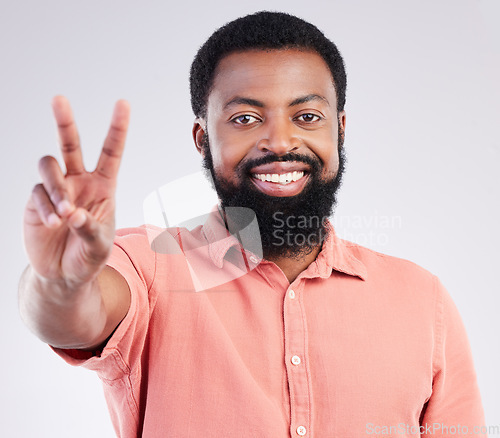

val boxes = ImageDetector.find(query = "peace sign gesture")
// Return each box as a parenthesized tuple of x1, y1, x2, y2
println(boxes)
(23, 96, 130, 288)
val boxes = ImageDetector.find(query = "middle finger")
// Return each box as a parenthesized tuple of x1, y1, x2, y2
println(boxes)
(52, 96, 85, 176)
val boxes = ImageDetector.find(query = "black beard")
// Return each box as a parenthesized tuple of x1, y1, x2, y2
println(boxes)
(201, 131, 346, 260)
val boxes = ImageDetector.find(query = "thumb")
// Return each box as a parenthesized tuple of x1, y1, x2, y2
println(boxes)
(67, 208, 112, 247)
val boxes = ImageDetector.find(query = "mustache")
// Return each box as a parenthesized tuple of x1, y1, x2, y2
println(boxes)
(239, 152, 321, 175)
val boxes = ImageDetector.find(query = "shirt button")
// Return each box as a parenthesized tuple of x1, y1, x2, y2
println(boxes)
(289, 289, 296, 299)
(291, 355, 301, 366)
(297, 425, 307, 436)
(249, 255, 258, 263)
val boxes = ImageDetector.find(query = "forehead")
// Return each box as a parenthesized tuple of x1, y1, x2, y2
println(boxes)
(208, 49, 337, 110)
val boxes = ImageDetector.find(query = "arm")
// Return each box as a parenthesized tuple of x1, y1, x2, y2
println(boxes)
(420, 278, 487, 436)
(19, 96, 131, 351)
(19, 265, 129, 350)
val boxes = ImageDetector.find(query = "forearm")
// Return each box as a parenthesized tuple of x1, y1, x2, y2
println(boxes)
(18, 265, 107, 349)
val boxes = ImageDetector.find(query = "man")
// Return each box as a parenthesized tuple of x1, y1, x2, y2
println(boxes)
(20, 11, 486, 438)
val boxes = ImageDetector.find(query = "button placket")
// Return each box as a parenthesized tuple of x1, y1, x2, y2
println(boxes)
(283, 284, 311, 437)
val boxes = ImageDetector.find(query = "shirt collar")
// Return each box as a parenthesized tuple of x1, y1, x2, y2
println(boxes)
(305, 221, 367, 281)
(202, 207, 367, 280)
(202, 207, 259, 269)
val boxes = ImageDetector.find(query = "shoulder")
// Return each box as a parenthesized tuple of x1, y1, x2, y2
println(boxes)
(340, 238, 440, 302)
(111, 224, 206, 283)
(346, 239, 435, 280)
(114, 224, 198, 254)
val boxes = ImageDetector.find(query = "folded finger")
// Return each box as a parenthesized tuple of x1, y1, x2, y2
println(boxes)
(38, 155, 74, 217)
(52, 95, 85, 175)
(31, 184, 62, 228)
(67, 208, 112, 262)
(95, 100, 130, 180)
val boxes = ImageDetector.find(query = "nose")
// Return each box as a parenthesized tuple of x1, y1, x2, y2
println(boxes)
(257, 118, 299, 156)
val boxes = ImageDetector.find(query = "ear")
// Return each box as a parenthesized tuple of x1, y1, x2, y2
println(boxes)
(338, 110, 346, 131)
(338, 110, 346, 145)
(192, 118, 207, 156)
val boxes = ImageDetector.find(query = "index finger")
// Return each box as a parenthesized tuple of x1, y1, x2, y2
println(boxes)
(95, 100, 130, 180)
(52, 95, 85, 175)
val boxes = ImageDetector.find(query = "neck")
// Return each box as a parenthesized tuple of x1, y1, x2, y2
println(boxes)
(265, 245, 322, 283)
(217, 206, 327, 282)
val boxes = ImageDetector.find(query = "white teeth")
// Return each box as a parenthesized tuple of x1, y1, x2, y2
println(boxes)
(253, 171, 305, 184)
(292, 171, 304, 182)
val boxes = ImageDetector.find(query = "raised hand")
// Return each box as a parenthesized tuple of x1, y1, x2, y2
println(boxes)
(23, 96, 130, 289)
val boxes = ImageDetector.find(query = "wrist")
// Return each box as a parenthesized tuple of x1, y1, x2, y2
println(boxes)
(25, 265, 98, 306)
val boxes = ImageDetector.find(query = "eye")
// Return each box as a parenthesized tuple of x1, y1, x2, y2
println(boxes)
(295, 113, 322, 123)
(231, 114, 260, 125)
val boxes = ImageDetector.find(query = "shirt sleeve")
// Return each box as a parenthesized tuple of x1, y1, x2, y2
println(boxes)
(420, 276, 487, 436)
(49, 226, 164, 435)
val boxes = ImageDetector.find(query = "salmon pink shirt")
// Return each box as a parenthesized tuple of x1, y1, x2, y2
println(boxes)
(53, 212, 486, 437)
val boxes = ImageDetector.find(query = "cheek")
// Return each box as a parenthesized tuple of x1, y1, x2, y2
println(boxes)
(307, 127, 340, 174)
(209, 140, 244, 173)
(208, 123, 253, 172)
(206, 123, 231, 170)
(322, 151, 340, 179)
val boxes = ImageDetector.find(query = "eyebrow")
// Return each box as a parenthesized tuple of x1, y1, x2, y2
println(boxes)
(223, 94, 329, 110)
(288, 94, 329, 107)
(224, 97, 264, 110)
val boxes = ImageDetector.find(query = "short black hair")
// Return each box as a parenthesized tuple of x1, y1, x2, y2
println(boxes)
(189, 11, 347, 119)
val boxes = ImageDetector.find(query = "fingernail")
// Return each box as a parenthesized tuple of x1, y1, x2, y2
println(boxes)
(58, 200, 73, 216)
(71, 210, 86, 228)
(47, 213, 61, 228)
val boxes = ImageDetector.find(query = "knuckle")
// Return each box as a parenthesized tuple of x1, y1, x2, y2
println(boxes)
(57, 120, 73, 130)
(38, 155, 57, 170)
(105, 131, 125, 148)
(102, 146, 121, 158)
(32, 184, 50, 204)
(39, 203, 53, 216)
(32, 183, 45, 196)
(48, 185, 66, 203)
(60, 141, 79, 154)
(110, 123, 127, 134)
(31, 185, 54, 215)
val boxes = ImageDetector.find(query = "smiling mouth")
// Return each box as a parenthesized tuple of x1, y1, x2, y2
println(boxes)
(249, 171, 310, 197)
(252, 171, 306, 185)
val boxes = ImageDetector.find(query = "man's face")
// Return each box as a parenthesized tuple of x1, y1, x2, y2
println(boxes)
(193, 49, 346, 258)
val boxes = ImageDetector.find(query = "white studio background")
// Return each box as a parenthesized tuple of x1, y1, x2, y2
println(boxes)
(1, 0, 498, 436)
